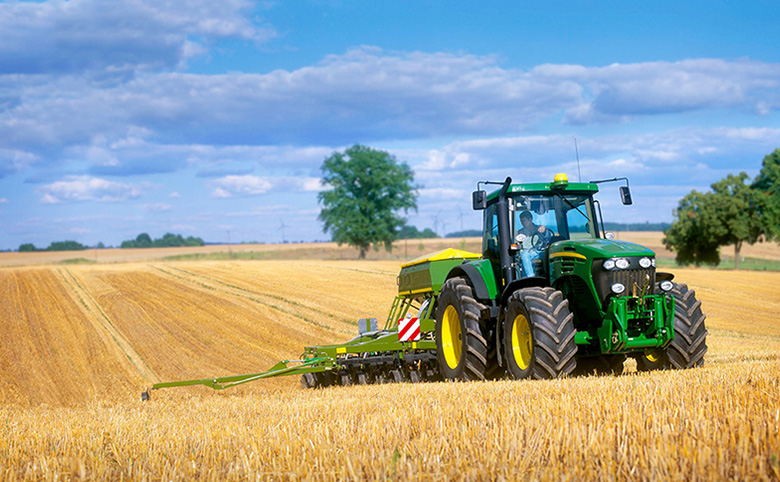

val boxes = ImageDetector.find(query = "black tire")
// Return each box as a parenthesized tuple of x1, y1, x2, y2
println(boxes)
(574, 354, 626, 376)
(636, 282, 708, 371)
(301, 373, 317, 389)
(667, 282, 708, 368)
(502, 287, 577, 380)
(315, 371, 334, 387)
(435, 277, 494, 381)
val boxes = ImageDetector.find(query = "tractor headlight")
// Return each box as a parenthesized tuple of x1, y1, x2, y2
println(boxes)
(659, 280, 674, 292)
(611, 283, 626, 294)
(603, 258, 630, 270)
(652, 258, 656, 268)
(639, 257, 652, 269)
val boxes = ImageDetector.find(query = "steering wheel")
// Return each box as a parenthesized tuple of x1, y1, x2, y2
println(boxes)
(516, 232, 544, 250)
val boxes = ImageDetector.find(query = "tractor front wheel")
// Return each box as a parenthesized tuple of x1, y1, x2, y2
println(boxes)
(502, 287, 577, 380)
(435, 277, 491, 381)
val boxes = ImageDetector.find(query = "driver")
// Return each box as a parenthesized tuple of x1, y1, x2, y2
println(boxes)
(517, 210, 551, 278)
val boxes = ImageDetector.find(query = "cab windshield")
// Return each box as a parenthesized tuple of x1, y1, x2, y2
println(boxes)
(511, 192, 598, 243)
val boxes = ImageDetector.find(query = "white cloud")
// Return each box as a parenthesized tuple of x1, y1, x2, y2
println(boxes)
(0, 0, 274, 75)
(2, 49, 780, 161)
(142, 203, 172, 212)
(210, 174, 324, 197)
(298, 177, 323, 192)
(0, 198, 8, 204)
(556, 59, 780, 122)
(211, 175, 273, 198)
(37, 176, 146, 203)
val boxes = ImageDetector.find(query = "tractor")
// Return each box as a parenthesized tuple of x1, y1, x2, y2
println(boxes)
(142, 173, 707, 398)
(433, 173, 707, 381)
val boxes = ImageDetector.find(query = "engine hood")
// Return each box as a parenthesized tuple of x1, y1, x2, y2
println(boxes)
(549, 238, 655, 260)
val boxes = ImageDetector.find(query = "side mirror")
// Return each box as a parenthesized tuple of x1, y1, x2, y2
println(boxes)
(619, 186, 632, 205)
(472, 190, 487, 210)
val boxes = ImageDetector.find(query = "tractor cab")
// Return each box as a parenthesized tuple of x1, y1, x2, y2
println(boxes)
(476, 173, 605, 286)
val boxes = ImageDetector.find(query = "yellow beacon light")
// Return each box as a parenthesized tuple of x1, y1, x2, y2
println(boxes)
(553, 173, 569, 189)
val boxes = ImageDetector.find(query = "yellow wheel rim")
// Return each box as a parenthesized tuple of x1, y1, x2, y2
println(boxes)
(644, 350, 661, 363)
(441, 305, 462, 369)
(511, 314, 532, 370)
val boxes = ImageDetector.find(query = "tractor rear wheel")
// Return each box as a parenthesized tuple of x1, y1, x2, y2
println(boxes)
(435, 277, 493, 381)
(636, 282, 708, 371)
(502, 287, 577, 379)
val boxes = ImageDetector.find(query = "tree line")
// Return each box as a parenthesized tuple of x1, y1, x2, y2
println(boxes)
(120, 233, 205, 248)
(17, 233, 205, 252)
(19, 240, 93, 252)
(664, 149, 780, 269)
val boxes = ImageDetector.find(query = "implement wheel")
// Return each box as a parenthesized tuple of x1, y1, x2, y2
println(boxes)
(435, 277, 492, 381)
(636, 282, 708, 371)
(301, 373, 317, 389)
(502, 287, 577, 379)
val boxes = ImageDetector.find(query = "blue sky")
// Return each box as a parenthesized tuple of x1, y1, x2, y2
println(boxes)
(1, 0, 779, 249)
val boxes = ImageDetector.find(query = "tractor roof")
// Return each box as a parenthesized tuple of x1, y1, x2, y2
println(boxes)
(486, 174, 598, 202)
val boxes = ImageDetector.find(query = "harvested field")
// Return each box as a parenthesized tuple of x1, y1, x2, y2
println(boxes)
(1, 257, 779, 480)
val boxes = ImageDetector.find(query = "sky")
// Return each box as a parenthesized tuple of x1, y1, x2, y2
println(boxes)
(1, 0, 779, 249)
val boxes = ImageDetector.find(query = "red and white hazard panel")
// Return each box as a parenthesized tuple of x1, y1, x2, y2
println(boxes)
(398, 314, 421, 341)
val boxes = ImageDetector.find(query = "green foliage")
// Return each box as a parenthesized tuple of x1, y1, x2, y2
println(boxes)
(46, 240, 88, 251)
(751, 148, 780, 241)
(121, 233, 205, 249)
(318, 145, 418, 258)
(398, 225, 439, 239)
(19, 241, 88, 252)
(665, 163, 773, 269)
(663, 190, 722, 266)
(445, 229, 482, 238)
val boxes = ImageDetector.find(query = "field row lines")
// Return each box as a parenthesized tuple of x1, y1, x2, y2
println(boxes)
(150, 265, 356, 335)
(57, 268, 160, 384)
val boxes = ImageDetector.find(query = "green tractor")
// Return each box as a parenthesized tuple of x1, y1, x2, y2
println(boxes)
(432, 173, 707, 381)
(142, 173, 707, 398)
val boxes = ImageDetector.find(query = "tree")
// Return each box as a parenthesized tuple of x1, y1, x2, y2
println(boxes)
(318, 145, 418, 258)
(664, 172, 767, 269)
(663, 190, 722, 266)
(708, 173, 765, 269)
(19, 243, 37, 252)
(751, 148, 780, 241)
(135, 233, 152, 248)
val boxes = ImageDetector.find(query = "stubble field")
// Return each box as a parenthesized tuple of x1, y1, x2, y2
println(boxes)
(1, 252, 779, 480)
